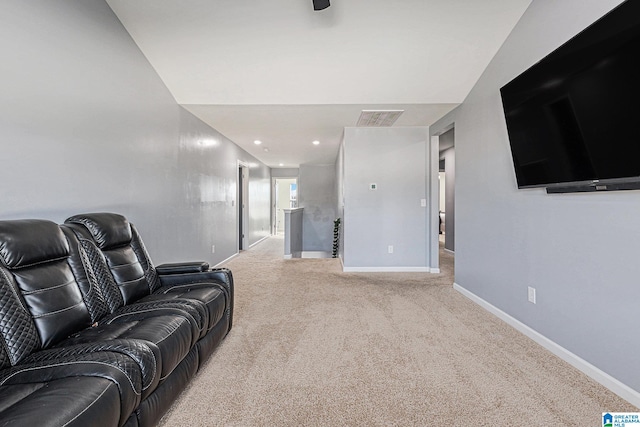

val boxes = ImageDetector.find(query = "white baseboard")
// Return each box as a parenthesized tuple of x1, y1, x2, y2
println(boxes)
(453, 282, 640, 408)
(342, 266, 430, 272)
(301, 251, 331, 258)
(214, 252, 239, 267)
(430, 268, 440, 273)
(249, 235, 269, 248)
(283, 251, 301, 259)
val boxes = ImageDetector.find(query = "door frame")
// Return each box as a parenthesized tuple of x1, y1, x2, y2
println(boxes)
(271, 176, 298, 235)
(238, 161, 249, 251)
(429, 122, 455, 272)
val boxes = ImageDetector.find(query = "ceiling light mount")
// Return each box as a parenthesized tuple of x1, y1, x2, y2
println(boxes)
(313, 0, 330, 11)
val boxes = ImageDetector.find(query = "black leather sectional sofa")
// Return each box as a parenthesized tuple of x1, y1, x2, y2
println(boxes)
(0, 213, 234, 427)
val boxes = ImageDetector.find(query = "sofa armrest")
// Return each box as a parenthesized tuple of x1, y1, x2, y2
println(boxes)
(155, 262, 210, 275)
(157, 268, 231, 288)
(157, 268, 234, 331)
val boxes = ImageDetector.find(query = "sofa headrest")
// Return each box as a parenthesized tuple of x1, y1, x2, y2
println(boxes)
(0, 220, 69, 269)
(65, 213, 132, 250)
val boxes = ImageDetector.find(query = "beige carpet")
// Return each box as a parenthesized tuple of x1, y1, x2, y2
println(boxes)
(159, 236, 636, 426)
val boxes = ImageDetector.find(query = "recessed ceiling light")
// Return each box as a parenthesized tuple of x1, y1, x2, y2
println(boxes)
(254, 140, 262, 145)
(279, 163, 284, 167)
(263, 148, 269, 152)
(312, 140, 320, 145)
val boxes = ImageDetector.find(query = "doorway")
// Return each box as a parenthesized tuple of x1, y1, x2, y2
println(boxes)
(429, 126, 455, 272)
(439, 171, 446, 243)
(238, 162, 249, 251)
(272, 178, 297, 235)
(439, 128, 455, 253)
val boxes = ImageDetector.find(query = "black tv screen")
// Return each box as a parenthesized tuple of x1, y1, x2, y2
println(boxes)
(500, 0, 640, 191)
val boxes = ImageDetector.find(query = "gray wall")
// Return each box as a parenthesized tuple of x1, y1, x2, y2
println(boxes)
(298, 164, 336, 253)
(343, 127, 429, 269)
(271, 168, 300, 178)
(431, 0, 640, 392)
(0, 0, 270, 265)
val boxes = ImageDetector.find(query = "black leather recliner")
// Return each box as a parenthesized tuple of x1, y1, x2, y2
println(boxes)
(64, 212, 234, 364)
(0, 214, 234, 427)
(0, 220, 150, 426)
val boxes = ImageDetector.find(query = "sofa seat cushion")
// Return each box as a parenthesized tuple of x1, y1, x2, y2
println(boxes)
(0, 351, 141, 427)
(0, 376, 122, 427)
(64, 315, 193, 382)
(157, 268, 234, 330)
(134, 295, 210, 338)
(25, 339, 160, 401)
(152, 286, 226, 333)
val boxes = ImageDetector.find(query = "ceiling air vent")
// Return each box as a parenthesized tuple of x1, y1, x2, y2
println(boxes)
(356, 110, 404, 127)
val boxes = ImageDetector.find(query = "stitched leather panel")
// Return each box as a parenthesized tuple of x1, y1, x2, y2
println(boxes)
(107, 316, 192, 380)
(102, 301, 200, 344)
(80, 238, 125, 314)
(67, 314, 194, 380)
(0, 268, 41, 367)
(0, 220, 69, 269)
(149, 287, 223, 332)
(136, 294, 208, 337)
(12, 261, 91, 348)
(0, 351, 142, 397)
(65, 213, 132, 250)
(24, 339, 158, 392)
(103, 246, 148, 305)
(157, 268, 234, 330)
(0, 381, 46, 413)
(0, 350, 142, 424)
(0, 339, 7, 369)
(76, 239, 110, 321)
(173, 288, 225, 330)
(60, 226, 110, 323)
(0, 377, 121, 427)
(130, 225, 161, 293)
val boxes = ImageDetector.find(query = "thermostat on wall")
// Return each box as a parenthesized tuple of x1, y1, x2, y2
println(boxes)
(369, 183, 378, 190)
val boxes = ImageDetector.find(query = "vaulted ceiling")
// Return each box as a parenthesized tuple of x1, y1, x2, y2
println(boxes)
(106, 0, 531, 167)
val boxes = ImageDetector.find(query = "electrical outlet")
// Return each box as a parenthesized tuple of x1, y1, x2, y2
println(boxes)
(388, 245, 394, 254)
(211, 245, 215, 254)
(528, 286, 536, 304)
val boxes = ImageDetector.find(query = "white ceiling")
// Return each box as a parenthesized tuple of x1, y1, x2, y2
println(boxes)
(106, 0, 531, 168)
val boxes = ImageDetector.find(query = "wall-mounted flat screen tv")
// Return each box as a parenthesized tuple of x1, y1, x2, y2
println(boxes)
(500, 0, 640, 193)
